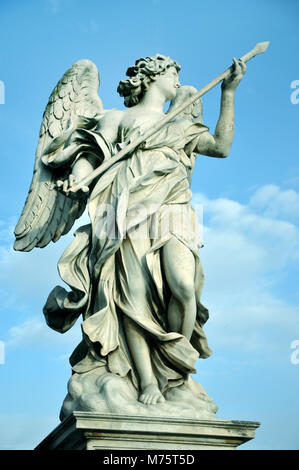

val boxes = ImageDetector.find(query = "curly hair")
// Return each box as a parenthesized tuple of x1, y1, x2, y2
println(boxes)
(117, 54, 181, 108)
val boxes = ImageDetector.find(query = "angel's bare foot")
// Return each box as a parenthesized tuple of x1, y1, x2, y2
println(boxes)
(139, 384, 165, 405)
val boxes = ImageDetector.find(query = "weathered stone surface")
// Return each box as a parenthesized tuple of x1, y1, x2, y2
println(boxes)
(36, 412, 260, 450)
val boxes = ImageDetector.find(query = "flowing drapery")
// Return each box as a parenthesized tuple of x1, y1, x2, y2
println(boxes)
(44, 117, 212, 394)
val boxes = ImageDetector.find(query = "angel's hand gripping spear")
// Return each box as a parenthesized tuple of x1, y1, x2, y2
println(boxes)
(67, 41, 269, 196)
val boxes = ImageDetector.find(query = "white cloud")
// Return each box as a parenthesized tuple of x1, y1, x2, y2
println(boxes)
(194, 185, 299, 271)
(249, 184, 299, 224)
(6, 316, 82, 351)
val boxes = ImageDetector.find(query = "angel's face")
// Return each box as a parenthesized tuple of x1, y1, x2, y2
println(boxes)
(154, 66, 181, 102)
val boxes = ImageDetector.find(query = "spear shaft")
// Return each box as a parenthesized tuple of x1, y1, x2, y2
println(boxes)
(70, 41, 269, 194)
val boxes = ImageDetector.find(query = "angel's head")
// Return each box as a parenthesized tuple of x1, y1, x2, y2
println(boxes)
(117, 54, 181, 108)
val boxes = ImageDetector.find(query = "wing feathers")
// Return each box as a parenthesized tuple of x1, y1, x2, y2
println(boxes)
(14, 59, 103, 252)
(52, 197, 74, 242)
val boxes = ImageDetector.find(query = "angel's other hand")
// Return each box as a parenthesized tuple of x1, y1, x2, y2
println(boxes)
(56, 174, 89, 199)
(221, 58, 246, 93)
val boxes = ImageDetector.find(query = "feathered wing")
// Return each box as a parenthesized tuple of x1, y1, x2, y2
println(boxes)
(14, 59, 104, 252)
(167, 85, 203, 124)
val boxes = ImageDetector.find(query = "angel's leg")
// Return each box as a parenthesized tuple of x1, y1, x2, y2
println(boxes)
(119, 233, 165, 405)
(162, 237, 196, 341)
(122, 317, 164, 405)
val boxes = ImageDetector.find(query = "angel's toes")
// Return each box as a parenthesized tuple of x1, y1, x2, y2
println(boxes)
(139, 394, 148, 405)
(149, 392, 165, 405)
(157, 394, 165, 404)
(150, 393, 163, 405)
(139, 384, 165, 405)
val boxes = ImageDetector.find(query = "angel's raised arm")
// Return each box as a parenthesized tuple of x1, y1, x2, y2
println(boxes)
(193, 90, 234, 159)
(194, 58, 246, 158)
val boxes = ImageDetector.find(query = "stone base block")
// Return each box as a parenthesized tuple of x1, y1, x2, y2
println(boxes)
(35, 412, 260, 450)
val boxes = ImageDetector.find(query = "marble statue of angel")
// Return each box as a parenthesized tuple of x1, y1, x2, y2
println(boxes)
(14, 54, 246, 420)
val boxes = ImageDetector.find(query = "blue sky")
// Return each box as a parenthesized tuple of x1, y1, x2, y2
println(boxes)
(0, 0, 298, 450)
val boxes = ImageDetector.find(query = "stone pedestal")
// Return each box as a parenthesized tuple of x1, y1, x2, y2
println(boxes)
(35, 412, 260, 450)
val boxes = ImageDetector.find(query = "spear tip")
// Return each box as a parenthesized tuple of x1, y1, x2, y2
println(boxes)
(255, 41, 270, 54)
